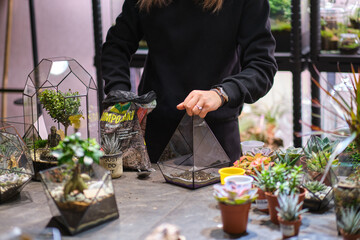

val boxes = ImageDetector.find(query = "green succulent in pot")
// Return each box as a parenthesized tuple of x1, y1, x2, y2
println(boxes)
(337, 206, 360, 238)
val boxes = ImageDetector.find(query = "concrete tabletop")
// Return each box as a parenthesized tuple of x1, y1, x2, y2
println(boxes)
(0, 164, 342, 240)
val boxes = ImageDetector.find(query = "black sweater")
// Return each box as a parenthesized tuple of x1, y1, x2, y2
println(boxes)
(101, 0, 277, 161)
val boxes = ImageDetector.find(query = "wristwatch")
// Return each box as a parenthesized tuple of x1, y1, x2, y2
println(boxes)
(211, 87, 229, 106)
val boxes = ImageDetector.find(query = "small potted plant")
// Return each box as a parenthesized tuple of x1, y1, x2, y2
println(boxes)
(40, 133, 119, 235)
(99, 133, 122, 178)
(276, 147, 303, 166)
(255, 163, 305, 224)
(276, 193, 308, 239)
(337, 206, 360, 240)
(213, 181, 258, 235)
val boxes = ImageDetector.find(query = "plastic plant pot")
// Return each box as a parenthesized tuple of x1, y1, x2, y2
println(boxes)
(224, 175, 253, 191)
(218, 167, 245, 185)
(241, 141, 265, 155)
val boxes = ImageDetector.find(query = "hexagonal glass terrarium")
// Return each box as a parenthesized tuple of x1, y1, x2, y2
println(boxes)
(40, 164, 119, 235)
(0, 122, 34, 202)
(157, 114, 231, 189)
(23, 57, 99, 179)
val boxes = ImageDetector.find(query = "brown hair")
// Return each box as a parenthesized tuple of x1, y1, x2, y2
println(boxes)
(138, 0, 224, 13)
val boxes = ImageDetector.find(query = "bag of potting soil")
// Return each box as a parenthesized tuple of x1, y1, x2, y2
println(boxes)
(101, 90, 156, 171)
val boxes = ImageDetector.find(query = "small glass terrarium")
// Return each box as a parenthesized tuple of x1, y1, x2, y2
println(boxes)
(0, 122, 34, 202)
(157, 115, 231, 189)
(269, 0, 291, 52)
(331, 164, 360, 233)
(40, 164, 118, 235)
(23, 57, 99, 179)
(320, 0, 349, 52)
(301, 136, 339, 186)
(338, 33, 360, 54)
(302, 176, 333, 211)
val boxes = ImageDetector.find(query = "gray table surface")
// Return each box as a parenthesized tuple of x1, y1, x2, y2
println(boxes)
(0, 164, 342, 240)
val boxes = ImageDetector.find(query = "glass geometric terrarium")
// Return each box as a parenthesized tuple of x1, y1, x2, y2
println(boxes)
(23, 57, 99, 179)
(301, 135, 338, 186)
(0, 122, 34, 202)
(40, 164, 119, 235)
(302, 175, 333, 212)
(157, 114, 231, 189)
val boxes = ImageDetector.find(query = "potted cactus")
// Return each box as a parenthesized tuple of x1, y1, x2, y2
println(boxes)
(337, 206, 360, 240)
(276, 193, 308, 239)
(40, 133, 119, 235)
(99, 133, 122, 178)
(213, 181, 257, 235)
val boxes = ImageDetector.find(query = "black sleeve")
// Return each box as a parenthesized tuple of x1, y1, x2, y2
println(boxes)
(217, 0, 278, 108)
(101, 0, 143, 94)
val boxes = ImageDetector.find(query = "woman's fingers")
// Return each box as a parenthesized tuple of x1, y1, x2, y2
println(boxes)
(177, 90, 222, 118)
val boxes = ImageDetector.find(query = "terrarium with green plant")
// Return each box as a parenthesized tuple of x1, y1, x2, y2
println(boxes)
(0, 123, 34, 202)
(40, 133, 118, 235)
(311, 64, 360, 234)
(302, 179, 333, 211)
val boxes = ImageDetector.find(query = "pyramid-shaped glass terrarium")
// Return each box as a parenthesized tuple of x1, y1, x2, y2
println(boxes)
(40, 164, 119, 235)
(0, 122, 34, 202)
(22, 57, 99, 179)
(157, 115, 231, 189)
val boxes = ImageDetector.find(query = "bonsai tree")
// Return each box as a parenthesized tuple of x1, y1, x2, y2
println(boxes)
(52, 132, 103, 199)
(38, 89, 82, 136)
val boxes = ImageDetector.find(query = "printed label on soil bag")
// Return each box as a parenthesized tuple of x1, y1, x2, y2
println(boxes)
(280, 224, 295, 236)
(100, 102, 151, 170)
(256, 199, 268, 210)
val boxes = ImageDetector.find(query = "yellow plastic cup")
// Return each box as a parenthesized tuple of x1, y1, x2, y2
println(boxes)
(218, 167, 245, 185)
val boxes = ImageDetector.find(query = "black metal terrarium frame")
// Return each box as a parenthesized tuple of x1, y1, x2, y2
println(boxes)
(22, 57, 99, 179)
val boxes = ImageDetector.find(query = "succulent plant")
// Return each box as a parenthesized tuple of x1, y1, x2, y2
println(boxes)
(303, 180, 327, 193)
(306, 151, 338, 173)
(303, 136, 338, 159)
(101, 134, 121, 155)
(337, 206, 360, 235)
(233, 153, 273, 176)
(244, 147, 275, 158)
(213, 181, 258, 205)
(275, 149, 301, 167)
(276, 192, 308, 221)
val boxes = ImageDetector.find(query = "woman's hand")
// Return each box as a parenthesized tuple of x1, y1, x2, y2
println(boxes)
(176, 90, 222, 118)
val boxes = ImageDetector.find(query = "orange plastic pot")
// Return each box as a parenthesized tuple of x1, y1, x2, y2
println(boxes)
(340, 229, 360, 240)
(265, 188, 306, 225)
(218, 201, 251, 235)
(256, 188, 269, 213)
(278, 215, 302, 239)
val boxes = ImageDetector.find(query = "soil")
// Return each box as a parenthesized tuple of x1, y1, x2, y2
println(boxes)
(170, 170, 216, 182)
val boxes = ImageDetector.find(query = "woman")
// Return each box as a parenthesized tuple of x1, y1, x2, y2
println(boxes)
(101, 0, 277, 163)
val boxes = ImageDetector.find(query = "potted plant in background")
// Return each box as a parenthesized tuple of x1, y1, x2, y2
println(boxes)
(40, 133, 119, 235)
(254, 163, 305, 224)
(99, 133, 122, 179)
(213, 181, 258, 235)
(276, 193, 308, 239)
(234, 148, 274, 213)
(337, 206, 360, 240)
